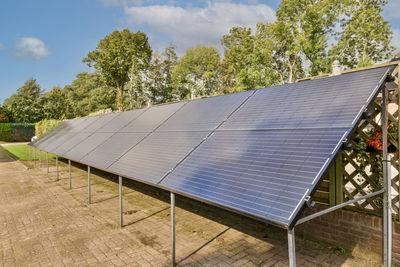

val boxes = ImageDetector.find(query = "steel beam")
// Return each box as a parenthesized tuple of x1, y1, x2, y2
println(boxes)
(171, 192, 176, 267)
(382, 85, 392, 267)
(69, 160, 72, 189)
(56, 156, 59, 181)
(88, 166, 91, 204)
(288, 228, 296, 267)
(119, 176, 123, 228)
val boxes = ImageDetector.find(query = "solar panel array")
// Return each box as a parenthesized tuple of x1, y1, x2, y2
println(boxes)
(30, 66, 391, 228)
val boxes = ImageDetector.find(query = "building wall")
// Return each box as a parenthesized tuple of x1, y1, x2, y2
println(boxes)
(296, 208, 400, 265)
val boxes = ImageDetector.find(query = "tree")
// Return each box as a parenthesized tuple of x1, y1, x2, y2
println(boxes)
(330, 0, 394, 68)
(275, 0, 343, 76)
(172, 45, 221, 99)
(0, 105, 9, 122)
(42, 86, 67, 120)
(64, 72, 117, 118)
(4, 79, 44, 122)
(220, 27, 277, 92)
(146, 45, 178, 104)
(83, 29, 152, 111)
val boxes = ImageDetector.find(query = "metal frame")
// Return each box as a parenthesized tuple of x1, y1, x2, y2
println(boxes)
(46, 152, 49, 173)
(88, 166, 91, 204)
(171, 192, 176, 267)
(39, 150, 42, 168)
(119, 176, 123, 228)
(69, 160, 72, 189)
(56, 156, 59, 181)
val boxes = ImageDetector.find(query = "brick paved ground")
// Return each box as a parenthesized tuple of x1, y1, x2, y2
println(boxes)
(0, 146, 381, 266)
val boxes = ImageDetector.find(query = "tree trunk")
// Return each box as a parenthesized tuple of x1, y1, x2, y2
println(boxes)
(117, 86, 124, 112)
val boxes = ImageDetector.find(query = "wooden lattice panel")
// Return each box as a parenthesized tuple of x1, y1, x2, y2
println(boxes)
(341, 64, 400, 218)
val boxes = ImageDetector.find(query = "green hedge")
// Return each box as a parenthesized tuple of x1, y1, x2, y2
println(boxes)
(35, 119, 60, 137)
(0, 123, 13, 142)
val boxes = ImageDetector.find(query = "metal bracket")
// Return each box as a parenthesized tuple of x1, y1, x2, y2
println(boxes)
(341, 138, 353, 151)
(361, 104, 375, 119)
(304, 196, 317, 209)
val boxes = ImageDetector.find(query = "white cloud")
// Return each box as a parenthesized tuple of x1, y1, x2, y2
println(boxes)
(14, 37, 51, 60)
(0, 42, 5, 50)
(123, 2, 275, 53)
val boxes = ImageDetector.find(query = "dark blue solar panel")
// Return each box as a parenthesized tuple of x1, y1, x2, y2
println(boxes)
(220, 67, 390, 130)
(63, 132, 114, 160)
(108, 131, 209, 184)
(160, 128, 348, 226)
(157, 91, 252, 131)
(120, 102, 186, 133)
(97, 109, 146, 133)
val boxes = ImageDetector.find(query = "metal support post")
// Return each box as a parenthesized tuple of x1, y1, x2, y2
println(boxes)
(39, 150, 42, 168)
(28, 146, 31, 161)
(88, 166, 91, 204)
(288, 228, 296, 267)
(171, 192, 176, 267)
(119, 176, 123, 228)
(69, 160, 72, 189)
(33, 148, 36, 167)
(46, 152, 49, 173)
(382, 85, 392, 267)
(56, 156, 59, 181)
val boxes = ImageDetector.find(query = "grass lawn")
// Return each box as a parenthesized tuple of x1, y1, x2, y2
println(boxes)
(1, 144, 56, 161)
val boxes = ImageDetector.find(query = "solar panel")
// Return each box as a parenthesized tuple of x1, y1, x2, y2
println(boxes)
(97, 109, 146, 133)
(51, 132, 92, 155)
(220, 67, 390, 130)
(120, 102, 186, 133)
(80, 132, 148, 168)
(160, 128, 347, 225)
(108, 131, 209, 184)
(157, 91, 252, 131)
(63, 132, 114, 160)
(82, 113, 119, 133)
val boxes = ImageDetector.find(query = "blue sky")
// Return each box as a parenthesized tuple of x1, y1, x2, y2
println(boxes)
(0, 0, 399, 103)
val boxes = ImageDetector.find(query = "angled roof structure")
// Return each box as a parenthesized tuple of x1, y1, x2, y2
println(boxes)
(30, 65, 394, 229)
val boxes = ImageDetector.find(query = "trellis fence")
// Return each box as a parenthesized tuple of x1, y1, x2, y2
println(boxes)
(314, 64, 400, 219)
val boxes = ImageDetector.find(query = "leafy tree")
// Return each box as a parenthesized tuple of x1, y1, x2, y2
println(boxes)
(275, 0, 343, 76)
(330, 0, 394, 68)
(64, 72, 116, 118)
(172, 45, 221, 99)
(83, 29, 152, 111)
(0, 105, 9, 122)
(42, 86, 67, 120)
(256, 22, 303, 84)
(220, 27, 277, 91)
(4, 79, 44, 122)
(146, 45, 178, 104)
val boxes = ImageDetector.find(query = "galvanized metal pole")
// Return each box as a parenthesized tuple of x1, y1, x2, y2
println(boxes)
(33, 148, 36, 167)
(171, 192, 176, 267)
(56, 156, 59, 181)
(88, 166, 91, 204)
(288, 228, 296, 267)
(28, 146, 31, 161)
(39, 150, 42, 168)
(68, 160, 72, 189)
(119, 176, 123, 228)
(46, 152, 49, 173)
(382, 85, 392, 267)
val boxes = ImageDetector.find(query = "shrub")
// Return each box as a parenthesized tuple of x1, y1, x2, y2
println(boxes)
(35, 119, 60, 136)
(0, 123, 13, 142)
(10, 123, 35, 141)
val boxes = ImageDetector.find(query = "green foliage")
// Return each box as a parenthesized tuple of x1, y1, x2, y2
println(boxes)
(146, 46, 178, 104)
(64, 72, 117, 117)
(0, 123, 13, 142)
(42, 86, 67, 120)
(172, 45, 221, 99)
(35, 119, 60, 136)
(83, 29, 152, 111)
(0, 106, 9, 122)
(331, 0, 394, 68)
(3, 79, 45, 122)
